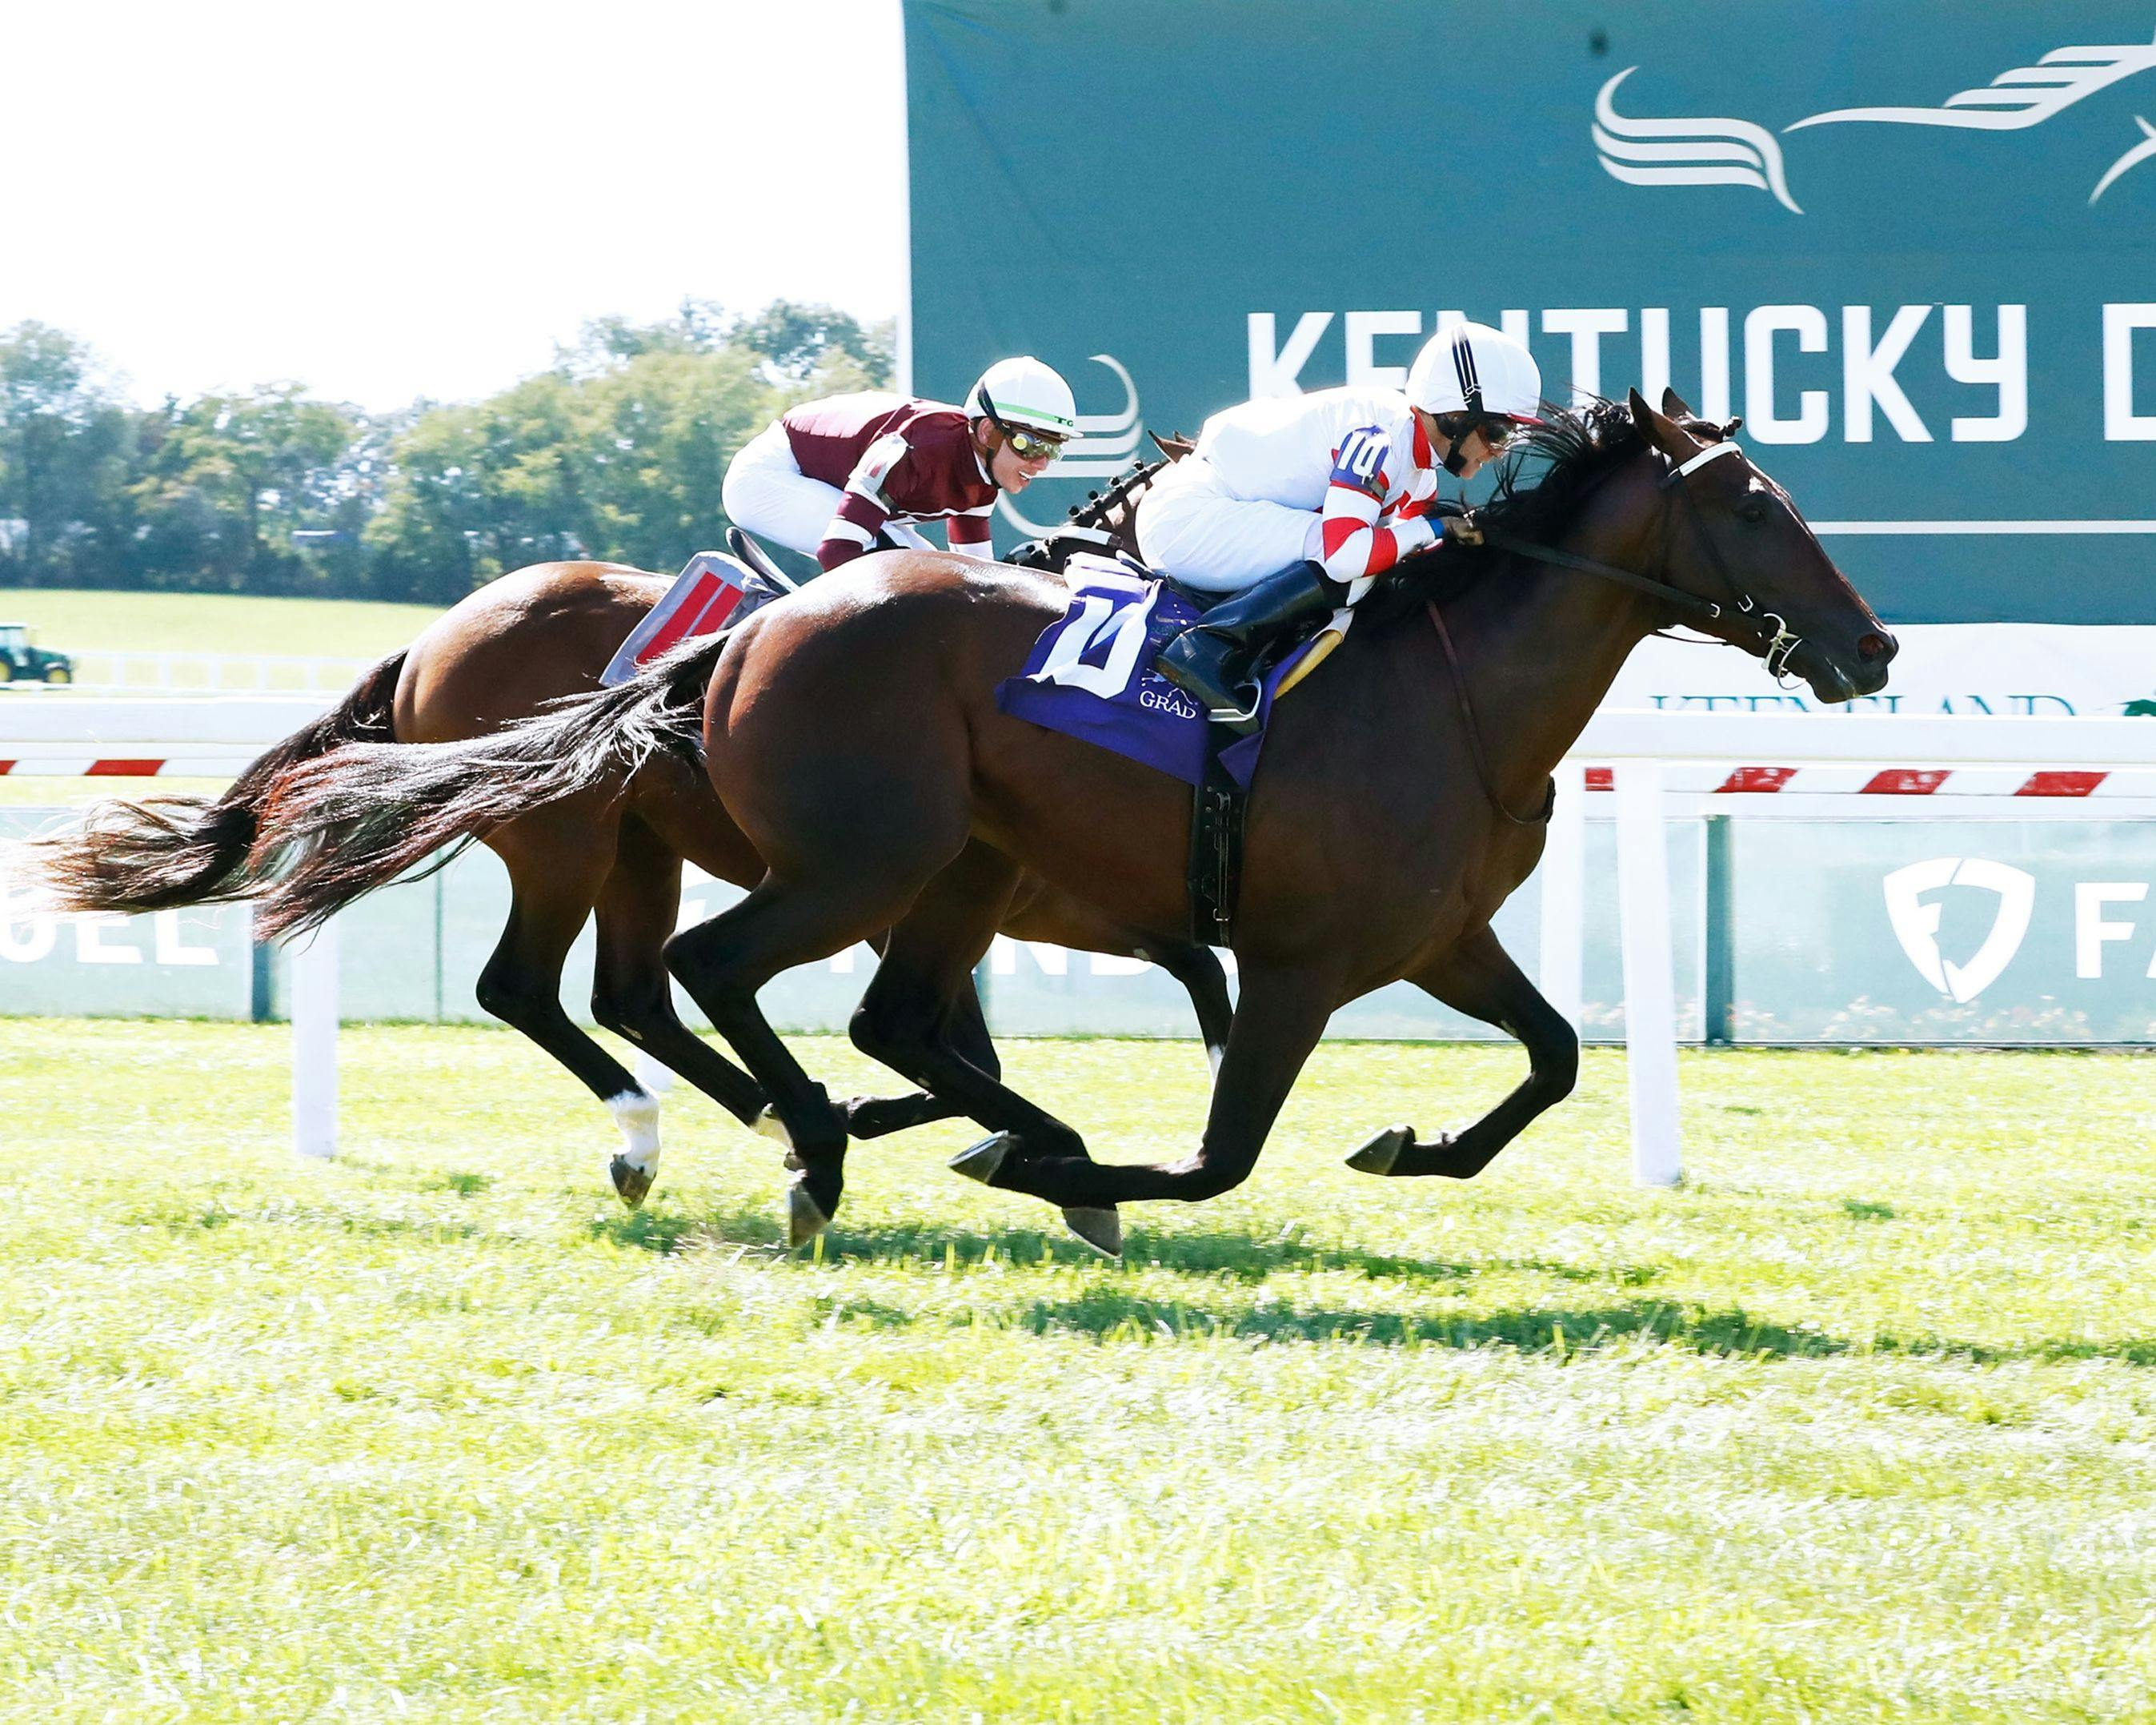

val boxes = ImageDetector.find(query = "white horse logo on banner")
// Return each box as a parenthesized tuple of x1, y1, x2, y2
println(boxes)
(1595, 33, 2156, 210)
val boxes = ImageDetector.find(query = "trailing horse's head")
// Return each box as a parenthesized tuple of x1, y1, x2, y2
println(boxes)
(1626, 387, 1897, 702)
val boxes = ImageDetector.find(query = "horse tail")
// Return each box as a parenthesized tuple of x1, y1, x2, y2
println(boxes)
(242, 636, 724, 941)
(30, 649, 408, 916)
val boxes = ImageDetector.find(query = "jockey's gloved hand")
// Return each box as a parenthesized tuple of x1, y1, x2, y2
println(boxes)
(1441, 507, 1485, 548)
(1007, 538, 1053, 569)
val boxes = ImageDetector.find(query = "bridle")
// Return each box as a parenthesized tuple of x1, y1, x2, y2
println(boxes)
(1435, 435, 1809, 826)
(1477, 439, 1807, 681)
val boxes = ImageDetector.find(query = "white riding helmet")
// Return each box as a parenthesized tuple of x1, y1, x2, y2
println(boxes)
(1406, 322, 1547, 427)
(968, 356, 1078, 439)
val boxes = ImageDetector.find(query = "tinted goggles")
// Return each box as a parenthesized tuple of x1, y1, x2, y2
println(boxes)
(985, 404, 1069, 462)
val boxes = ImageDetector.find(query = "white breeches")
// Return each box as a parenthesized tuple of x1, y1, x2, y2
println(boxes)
(1134, 456, 1323, 592)
(722, 421, 933, 558)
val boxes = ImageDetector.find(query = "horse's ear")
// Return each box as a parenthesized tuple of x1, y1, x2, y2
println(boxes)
(1628, 387, 1701, 462)
(1659, 385, 1694, 420)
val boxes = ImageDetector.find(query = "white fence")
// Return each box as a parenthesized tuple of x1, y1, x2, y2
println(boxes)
(3, 651, 370, 695)
(6, 698, 2155, 1180)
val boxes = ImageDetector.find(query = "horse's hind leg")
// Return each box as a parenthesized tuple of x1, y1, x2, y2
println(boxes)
(845, 845, 1109, 1251)
(588, 814, 770, 1133)
(980, 961, 1336, 1218)
(663, 872, 929, 1246)
(1344, 924, 1580, 1181)
(840, 975, 1000, 1141)
(479, 828, 664, 1207)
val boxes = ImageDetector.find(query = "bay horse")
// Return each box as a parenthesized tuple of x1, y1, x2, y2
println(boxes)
(33, 560, 1231, 1209)
(228, 390, 1894, 1255)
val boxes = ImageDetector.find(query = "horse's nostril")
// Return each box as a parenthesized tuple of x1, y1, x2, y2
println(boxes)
(1857, 631, 1897, 664)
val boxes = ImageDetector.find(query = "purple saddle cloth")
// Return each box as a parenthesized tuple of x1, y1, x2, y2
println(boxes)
(994, 558, 1322, 789)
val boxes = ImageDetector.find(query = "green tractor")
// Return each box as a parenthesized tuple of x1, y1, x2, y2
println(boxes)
(0, 622, 74, 685)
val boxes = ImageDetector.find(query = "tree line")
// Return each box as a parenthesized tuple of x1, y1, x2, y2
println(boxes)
(0, 303, 892, 605)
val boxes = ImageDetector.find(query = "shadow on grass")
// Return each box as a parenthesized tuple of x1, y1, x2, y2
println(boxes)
(1005, 1292, 1849, 1354)
(585, 1205, 1662, 1292)
(588, 1208, 2156, 1365)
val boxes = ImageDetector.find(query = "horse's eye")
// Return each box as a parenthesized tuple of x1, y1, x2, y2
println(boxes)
(1737, 496, 1770, 525)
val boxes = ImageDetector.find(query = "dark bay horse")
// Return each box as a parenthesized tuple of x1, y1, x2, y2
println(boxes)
(34, 561, 1231, 1209)
(226, 391, 1894, 1254)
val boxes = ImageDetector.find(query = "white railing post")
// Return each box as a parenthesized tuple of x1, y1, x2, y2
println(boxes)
(291, 919, 340, 1159)
(1538, 758, 1586, 1033)
(1614, 762, 1683, 1185)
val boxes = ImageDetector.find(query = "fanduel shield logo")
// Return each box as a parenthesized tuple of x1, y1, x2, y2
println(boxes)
(1881, 858, 2036, 1002)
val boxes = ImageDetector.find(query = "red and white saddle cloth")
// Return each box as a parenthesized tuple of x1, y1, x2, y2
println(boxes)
(599, 552, 787, 687)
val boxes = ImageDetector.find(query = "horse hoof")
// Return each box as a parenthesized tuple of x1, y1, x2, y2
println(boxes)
(785, 1180, 832, 1249)
(1060, 1206, 1121, 1260)
(949, 1131, 1017, 1186)
(608, 1156, 654, 1210)
(1345, 1125, 1414, 1176)
(751, 1106, 794, 1152)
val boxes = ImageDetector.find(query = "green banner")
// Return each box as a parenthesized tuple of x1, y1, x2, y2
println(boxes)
(905, 1, 2156, 623)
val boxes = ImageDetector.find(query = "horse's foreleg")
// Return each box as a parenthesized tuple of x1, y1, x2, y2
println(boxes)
(1346, 925, 1580, 1181)
(980, 964, 1334, 1223)
(1146, 938, 1233, 1076)
(589, 816, 770, 1133)
(480, 840, 662, 1208)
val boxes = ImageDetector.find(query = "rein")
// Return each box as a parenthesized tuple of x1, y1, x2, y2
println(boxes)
(1427, 436, 1805, 826)
(1425, 598, 1554, 827)
(1472, 440, 1805, 677)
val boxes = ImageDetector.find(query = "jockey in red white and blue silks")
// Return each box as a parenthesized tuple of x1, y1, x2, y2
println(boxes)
(1142, 321, 1545, 726)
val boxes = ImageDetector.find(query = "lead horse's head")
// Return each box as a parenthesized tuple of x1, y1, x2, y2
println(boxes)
(1625, 386, 1896, 702)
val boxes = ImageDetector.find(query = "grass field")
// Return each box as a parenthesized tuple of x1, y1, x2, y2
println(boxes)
(2, 1021, 2151, 1722)
(0, 587, 444, 659)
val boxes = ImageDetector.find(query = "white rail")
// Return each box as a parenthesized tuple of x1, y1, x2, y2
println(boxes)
(7, 700, 2154, 1177)
(1545, 711, 2156, 1185)
(15, 650, 372, 695)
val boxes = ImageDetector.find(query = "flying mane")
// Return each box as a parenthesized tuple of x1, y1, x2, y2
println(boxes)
(1370, 395, 1693, 624)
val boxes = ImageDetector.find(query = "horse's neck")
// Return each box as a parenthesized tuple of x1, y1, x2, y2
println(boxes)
(1437, 511, 1661, 805)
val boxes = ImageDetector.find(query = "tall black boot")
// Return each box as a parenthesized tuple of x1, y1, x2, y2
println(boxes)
(1154, 561, 1344, 732)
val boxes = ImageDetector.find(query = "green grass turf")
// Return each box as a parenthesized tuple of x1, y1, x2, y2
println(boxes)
(1, 1022, 2150, 1722)
(0, 587, 443, 659)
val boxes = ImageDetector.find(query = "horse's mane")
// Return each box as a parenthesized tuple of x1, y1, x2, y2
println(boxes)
(1369, 395, 1650, 624)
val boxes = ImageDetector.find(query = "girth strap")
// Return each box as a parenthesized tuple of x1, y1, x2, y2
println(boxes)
(1188, 742, 1245, 945)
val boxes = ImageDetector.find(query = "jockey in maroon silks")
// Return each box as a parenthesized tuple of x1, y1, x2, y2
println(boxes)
(613, 359, 1078, 672)
(723, 356, 1077, 571)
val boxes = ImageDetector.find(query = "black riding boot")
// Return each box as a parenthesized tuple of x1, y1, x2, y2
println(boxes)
(1154, 561, 1344, 732)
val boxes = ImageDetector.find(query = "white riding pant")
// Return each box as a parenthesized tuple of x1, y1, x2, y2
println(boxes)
(722, 420, 933, 558)
(1134, 455, 1324, 593)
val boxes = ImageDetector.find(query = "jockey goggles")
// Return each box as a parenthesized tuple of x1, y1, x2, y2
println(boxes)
(982, 403, 1069, 462)
(1439, 413, 1526, 455)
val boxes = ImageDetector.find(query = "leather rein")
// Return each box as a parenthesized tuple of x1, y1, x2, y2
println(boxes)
(1429, 439, 1804, 827)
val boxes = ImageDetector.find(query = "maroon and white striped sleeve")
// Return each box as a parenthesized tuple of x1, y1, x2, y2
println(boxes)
(945, 506, 995, 558)
(816, 430, 911, 570)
